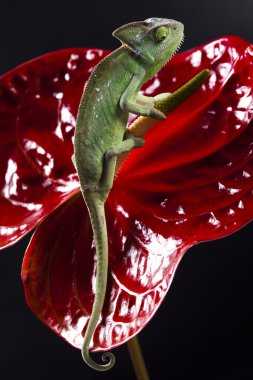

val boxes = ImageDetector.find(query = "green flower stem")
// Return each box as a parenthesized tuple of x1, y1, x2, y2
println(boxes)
(116, 68, 210, 174)
(127, 336, 151, 380)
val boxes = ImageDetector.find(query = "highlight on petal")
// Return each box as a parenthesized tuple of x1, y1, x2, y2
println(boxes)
(0, 48, 109, 249)
(22, 36, 253, 351)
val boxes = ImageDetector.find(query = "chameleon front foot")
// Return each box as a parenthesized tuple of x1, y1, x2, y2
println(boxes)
(81, 346, 115, 371)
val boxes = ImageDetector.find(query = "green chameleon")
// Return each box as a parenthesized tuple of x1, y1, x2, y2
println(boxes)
(73, 17, 209, 371)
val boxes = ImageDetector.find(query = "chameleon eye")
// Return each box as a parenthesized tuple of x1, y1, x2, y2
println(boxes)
(154, 26, 169, 41)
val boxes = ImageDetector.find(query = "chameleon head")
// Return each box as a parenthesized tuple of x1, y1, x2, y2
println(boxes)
(112, 17, 184, 67)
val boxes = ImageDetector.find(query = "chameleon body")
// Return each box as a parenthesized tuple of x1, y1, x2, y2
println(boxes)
(74, 18, 202, 371)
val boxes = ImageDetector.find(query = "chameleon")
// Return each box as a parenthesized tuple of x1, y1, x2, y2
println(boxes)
(73, 17, 209, 371)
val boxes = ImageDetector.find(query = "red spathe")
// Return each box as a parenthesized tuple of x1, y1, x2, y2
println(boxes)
(0, 36, 252, 351)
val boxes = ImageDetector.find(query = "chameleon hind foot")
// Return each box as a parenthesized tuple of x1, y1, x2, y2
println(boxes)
(99, 134, 145, 197)
(105, 134, 145, 159)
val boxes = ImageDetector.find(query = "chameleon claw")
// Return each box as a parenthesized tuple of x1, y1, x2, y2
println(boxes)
(149, 108, 166, 120)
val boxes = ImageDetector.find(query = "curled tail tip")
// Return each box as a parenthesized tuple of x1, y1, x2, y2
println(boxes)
(82, 348, 115, 371)
(102, 352, 116, 369)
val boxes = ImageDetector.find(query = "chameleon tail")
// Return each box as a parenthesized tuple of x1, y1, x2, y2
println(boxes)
(81, 194, 115, 371)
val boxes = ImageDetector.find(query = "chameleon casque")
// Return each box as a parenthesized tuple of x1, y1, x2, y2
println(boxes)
(73, 17, 207, 371)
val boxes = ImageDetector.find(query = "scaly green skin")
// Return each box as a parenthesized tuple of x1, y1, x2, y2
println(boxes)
(73, 17, 205, 371)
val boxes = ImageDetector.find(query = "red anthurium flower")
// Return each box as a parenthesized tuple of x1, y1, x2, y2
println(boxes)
(0, 36, 252, 352)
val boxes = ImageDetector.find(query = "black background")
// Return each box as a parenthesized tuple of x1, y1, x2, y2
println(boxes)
(0, 0, 253, 379)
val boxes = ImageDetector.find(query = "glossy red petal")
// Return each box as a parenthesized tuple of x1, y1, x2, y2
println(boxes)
(0, 48, 109, 248)
(22, 37, 253, 351)
(111, 36, 253, 291)
(22, 194, 181, 350)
